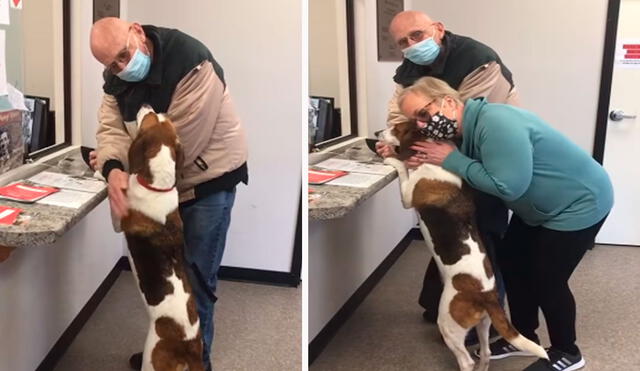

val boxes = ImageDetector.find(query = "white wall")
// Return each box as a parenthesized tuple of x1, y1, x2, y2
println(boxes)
(309, 0, 341, 105)
(309, 182, 416, 340)
(22, 1, 55, 105)
(355, 0, 413, 138)
(126, 1, 301, 272)
(0, 202, 124, 371)
(310, 0, 353, 135)
(409, 0, 608, 152)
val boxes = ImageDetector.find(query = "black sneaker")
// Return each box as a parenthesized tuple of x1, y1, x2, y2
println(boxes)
(129, 352, 142, 370)
(523, 348, 585, 371)
(464, 326, 500, 346)
(422, 309, 438, 323)
(474, 338, 537, 360)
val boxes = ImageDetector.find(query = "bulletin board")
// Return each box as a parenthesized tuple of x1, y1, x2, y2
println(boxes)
(376, 0, 404, 62)
(93, 0, 120, 23)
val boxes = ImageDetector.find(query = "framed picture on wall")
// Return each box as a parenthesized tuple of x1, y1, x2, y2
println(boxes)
(376, 0, 404, 61)
(93, 0, 120, 23)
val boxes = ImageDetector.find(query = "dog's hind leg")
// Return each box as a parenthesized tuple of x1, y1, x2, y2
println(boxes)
(438, 315, 475, 371)
(474, 315, 491, 371)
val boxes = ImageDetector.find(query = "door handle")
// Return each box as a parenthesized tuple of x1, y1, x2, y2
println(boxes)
(609, 109, 637, 121)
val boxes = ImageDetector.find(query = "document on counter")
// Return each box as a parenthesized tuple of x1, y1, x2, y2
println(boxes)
(28, 171, 106, 193)
(315, 158, 394, 175)
(36, 189, 96, 209)
(326, 173, 385, 188)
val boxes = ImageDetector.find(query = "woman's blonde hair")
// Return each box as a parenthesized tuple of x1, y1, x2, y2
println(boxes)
(398, 77, 463, 108)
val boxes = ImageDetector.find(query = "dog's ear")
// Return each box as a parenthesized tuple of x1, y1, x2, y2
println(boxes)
(128, 133, 151, 177)
(174, 140, 184, 180)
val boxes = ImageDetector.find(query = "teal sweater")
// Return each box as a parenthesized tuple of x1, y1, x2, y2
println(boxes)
(442, 98, 613, 231)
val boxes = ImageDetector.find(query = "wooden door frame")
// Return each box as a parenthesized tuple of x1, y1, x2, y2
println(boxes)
(593, 0, 621, 164)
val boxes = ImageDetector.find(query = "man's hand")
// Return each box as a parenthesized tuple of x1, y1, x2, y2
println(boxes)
(409, 141, 456, 167)
(107, 169, 130, 218)
(89, 151, 97, 171)
(375, 141, 396, 158)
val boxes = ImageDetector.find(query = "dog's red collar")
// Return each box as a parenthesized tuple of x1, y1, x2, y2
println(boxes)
(136, 174, 175, 193)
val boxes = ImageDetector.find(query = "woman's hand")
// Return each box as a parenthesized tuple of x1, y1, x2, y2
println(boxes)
(375, 141, 396, 158)
(409, 141, 456, 167)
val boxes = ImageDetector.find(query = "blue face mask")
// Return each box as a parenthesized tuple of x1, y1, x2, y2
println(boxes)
(402, 36, 441, 66)
(117, 47, 151, 82)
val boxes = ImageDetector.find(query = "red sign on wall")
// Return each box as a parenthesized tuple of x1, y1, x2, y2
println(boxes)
(10, 0, 22, 10)
(616, 39, 640, 68)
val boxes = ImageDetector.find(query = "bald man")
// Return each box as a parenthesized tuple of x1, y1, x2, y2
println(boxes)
(377, 10, 517, 349)
(90, 18, 248, 371)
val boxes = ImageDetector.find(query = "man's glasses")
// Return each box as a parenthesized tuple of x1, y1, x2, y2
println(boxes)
(106, 27, 133, 74)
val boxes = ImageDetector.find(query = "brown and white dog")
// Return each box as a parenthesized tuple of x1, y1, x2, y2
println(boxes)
(121, 105, 203, 371)
(379, 121, 547, 371)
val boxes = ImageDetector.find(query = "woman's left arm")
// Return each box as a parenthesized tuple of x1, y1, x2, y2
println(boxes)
(416, 120, 534, 201)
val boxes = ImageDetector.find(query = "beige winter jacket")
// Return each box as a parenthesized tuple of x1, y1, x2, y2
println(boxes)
(95, 61, 248, 203)
(387, 61, 520, 127)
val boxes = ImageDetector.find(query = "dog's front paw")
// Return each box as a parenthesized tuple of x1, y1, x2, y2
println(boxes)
(383, 157, 403, 169)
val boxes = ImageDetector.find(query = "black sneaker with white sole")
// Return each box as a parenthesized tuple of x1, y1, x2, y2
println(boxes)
(523, 348, 585, 371)
(473, 338, 537, 360)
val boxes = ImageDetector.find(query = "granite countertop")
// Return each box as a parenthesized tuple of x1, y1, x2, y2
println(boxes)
(0, 148, 107, 248)
(309, 139, 398, 220)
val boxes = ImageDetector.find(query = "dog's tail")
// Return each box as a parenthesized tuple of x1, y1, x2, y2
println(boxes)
(485, 301, 549, 360)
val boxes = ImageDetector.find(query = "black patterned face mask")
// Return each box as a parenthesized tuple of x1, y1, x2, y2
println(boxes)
(417, 100, 458, 140)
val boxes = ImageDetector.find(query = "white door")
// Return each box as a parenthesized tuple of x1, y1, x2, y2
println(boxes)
(597, 0, 640, 245)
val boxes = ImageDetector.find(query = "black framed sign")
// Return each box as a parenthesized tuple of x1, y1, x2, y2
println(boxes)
(376, 0, 404, 62)
(93, 0, 120, 23)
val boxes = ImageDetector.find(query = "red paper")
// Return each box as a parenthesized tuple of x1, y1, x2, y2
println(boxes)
(309, 169, 348, 185)
(0, 206, 22, 225)
(0, 183, 59, 202)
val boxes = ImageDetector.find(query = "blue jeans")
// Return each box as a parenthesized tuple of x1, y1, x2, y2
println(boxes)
(179, 188, 236, 371)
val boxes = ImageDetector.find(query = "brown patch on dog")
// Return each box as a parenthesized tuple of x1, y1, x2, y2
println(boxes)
(415, 180, 479, 265)
(122, 209, 191, 306)
(152, 317, 204, 371)
(483, 255, 494, 279)
(412, 179, 458, 208)
(187, 295, 198, 325)
(390, 121, 425, 161)
(128, 111, 181, 185)
(155, 316, 187, 340)
(450, 273, 518, 339)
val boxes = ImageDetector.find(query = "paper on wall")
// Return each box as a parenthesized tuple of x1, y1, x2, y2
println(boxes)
(615, 39, 640, 69)
(0, 0, 9, 25)
(10, 0, 22, 10)
(0, 83, 27, 112)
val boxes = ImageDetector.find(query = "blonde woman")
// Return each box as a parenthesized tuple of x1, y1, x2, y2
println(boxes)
(390, 77, 613, 371)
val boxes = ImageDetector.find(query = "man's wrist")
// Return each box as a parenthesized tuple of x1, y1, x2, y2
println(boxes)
(102, 159, 125, 180)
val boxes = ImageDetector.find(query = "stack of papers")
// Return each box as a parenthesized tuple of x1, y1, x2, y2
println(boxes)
(27, 171, 106, 209)
(313, 158, 394, 188)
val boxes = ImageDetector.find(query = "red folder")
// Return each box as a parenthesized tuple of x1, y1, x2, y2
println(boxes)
(0, 183, 59, 203)
(0, 206, 22, 225)
(309, 169, 348, 185)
